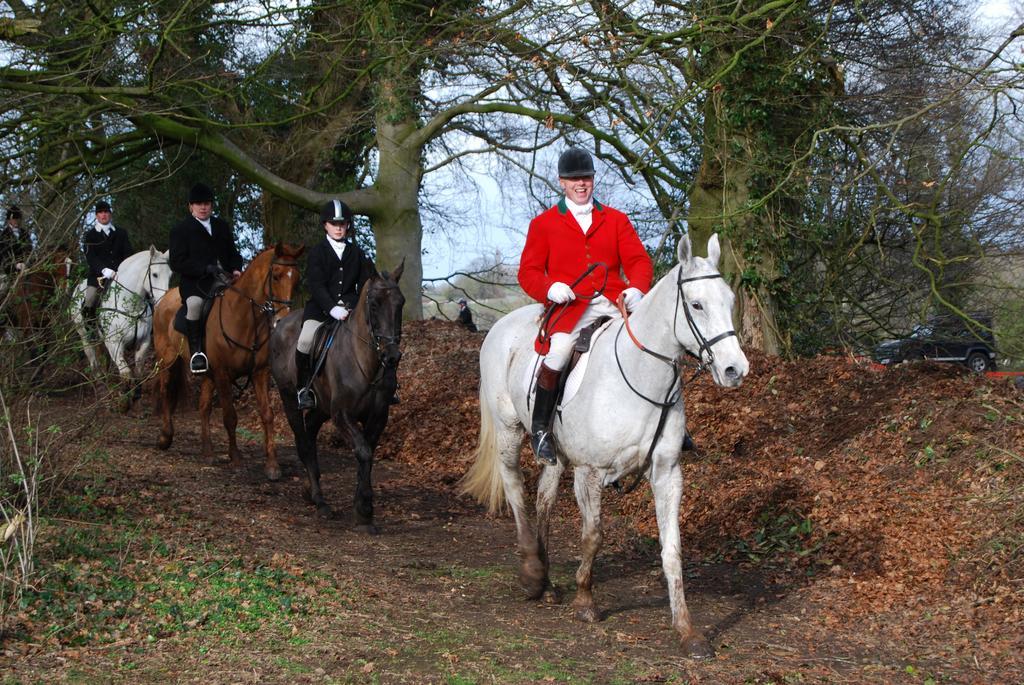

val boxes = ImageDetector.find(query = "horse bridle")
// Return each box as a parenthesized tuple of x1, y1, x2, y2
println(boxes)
(356, 282, 403, 370)
(218, 255, 301, 353)
(261, 256, 299, 319)
(610, 266, 738, 494)
(99, 254, 169, 319)
(614, 266, 738, 407)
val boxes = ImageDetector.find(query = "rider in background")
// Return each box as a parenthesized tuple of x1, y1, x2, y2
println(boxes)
(518, 147, 653, 465)
(168, 182, 243, 375)
(81, 200, 133, 340)
(0, 205, 32, 287)
(294, 199, 375, 410)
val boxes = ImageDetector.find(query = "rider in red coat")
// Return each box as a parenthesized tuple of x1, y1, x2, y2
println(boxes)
(518, 147, 653, 464)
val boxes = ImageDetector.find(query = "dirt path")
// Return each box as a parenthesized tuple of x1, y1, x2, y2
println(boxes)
(3, 321, 1021, 683)
(0, 405, 990, 685)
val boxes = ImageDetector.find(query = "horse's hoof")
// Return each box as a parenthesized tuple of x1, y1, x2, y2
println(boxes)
(681, 634, 714, 659)
(574, 604, 600, 623)
(354, 523, 380, 535)
(519, 574, 547, 601)
(157, 435, 172, 450)
(541, 586, 561, 605)
(265, 465, 282, 482)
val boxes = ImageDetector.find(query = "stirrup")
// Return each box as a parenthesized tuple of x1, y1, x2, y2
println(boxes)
(189, 352, 208, 374)
(531, 430, 557, 466)
(297, 387, 317, 410)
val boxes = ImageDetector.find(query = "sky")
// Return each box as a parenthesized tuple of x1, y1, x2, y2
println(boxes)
(417, 0, 1022, 281)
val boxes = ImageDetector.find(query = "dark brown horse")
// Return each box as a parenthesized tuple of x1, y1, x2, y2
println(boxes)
(4, 247, 73, 332)
(152, 243, 304, 479)
(269, 263, 404, 530)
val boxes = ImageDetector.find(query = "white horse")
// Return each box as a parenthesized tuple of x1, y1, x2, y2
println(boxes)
(462, 232, 749, 658)
(71, 246, 172, 380)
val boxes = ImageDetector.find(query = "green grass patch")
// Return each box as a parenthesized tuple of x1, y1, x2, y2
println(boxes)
(12, 487, 349, 649)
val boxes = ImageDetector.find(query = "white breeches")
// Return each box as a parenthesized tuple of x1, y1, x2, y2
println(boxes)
(296, 319, 323, 354)
(185, 296, 203, 321)
(543, 296, 620, 371)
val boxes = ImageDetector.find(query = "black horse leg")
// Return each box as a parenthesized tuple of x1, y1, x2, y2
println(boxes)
(346, 421, 378, 534)
(283, 404, 331, 517)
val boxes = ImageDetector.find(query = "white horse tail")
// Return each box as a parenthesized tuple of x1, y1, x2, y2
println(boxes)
(460, 391, 506, 513)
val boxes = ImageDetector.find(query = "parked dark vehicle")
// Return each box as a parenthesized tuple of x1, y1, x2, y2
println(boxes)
(872, 315, 997, 373)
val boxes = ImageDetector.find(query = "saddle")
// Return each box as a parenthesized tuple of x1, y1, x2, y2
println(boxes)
(172, 281, 230, 336)
(310, 320, 336, 368)
(549, 316, 612, 408)
(566, 316, 611, 376)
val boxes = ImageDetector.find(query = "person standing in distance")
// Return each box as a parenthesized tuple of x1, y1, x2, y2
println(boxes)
(168, 182, 243, 374)
(294, 199, 375, 410)
(518, 147, 654, 464)
(81, 200, 133, 340)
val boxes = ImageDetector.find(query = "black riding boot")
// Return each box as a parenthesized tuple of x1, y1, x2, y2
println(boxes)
(185, 319, 208, 374)
(81, 304, 99, 343)
(530, 364, 562, 465)
(295, 350, 316, 410)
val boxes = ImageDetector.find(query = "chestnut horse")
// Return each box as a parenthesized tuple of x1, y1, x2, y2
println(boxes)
(152, 243, 304, 479)
(269, 263, 404, 530)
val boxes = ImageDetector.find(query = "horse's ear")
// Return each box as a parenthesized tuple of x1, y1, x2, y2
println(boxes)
(707, 233, 721, 267)
(676, 232, 693, 266)
(149, 245, 157, 257)
(391, 258, 405, 283)
(273, 240, 284, 257)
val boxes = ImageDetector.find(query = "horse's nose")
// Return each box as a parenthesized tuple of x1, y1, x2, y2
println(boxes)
(724, 365, 740, 381)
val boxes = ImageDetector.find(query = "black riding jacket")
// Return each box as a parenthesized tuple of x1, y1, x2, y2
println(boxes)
(82, 225, 132, 287)
(301, 237, 375, 323)
(168, 215, 243, 300)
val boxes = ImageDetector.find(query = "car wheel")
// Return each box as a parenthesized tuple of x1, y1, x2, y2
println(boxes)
(966, 352, 989, 373)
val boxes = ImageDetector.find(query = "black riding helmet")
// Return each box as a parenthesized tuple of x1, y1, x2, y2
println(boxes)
(188, 183, 215, 204)
(320, 199, 354, 226)
(557, 147, 595, 178)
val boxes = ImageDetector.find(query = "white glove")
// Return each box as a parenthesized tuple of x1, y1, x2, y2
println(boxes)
(546, 281, 576, 304)
(330, 306, 349, 321)
(101, 268, 116, 279)
(622, 287, 643, 312)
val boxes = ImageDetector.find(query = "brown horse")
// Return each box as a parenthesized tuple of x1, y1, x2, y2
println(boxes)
(152, 243, 304, 479)
(2, 248, 74, 370)
(3, 247, 73, 331)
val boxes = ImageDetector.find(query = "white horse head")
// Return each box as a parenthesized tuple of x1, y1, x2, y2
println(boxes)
(141, 245, 171, 303)
(73, 246, 171, 382)
(672, 232, 748, 388)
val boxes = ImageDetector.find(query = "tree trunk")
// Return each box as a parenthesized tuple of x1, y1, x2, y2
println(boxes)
(370, 117, 424, 320)
(688, 113, 785, 356)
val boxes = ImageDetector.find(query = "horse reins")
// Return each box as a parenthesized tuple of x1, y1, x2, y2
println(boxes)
(350, 282, 403, 388)
(611, 267, 737, 494)
(95, 254, 169, 325)
(217, 256, 300, 355)
(536, 262, 608, 350)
